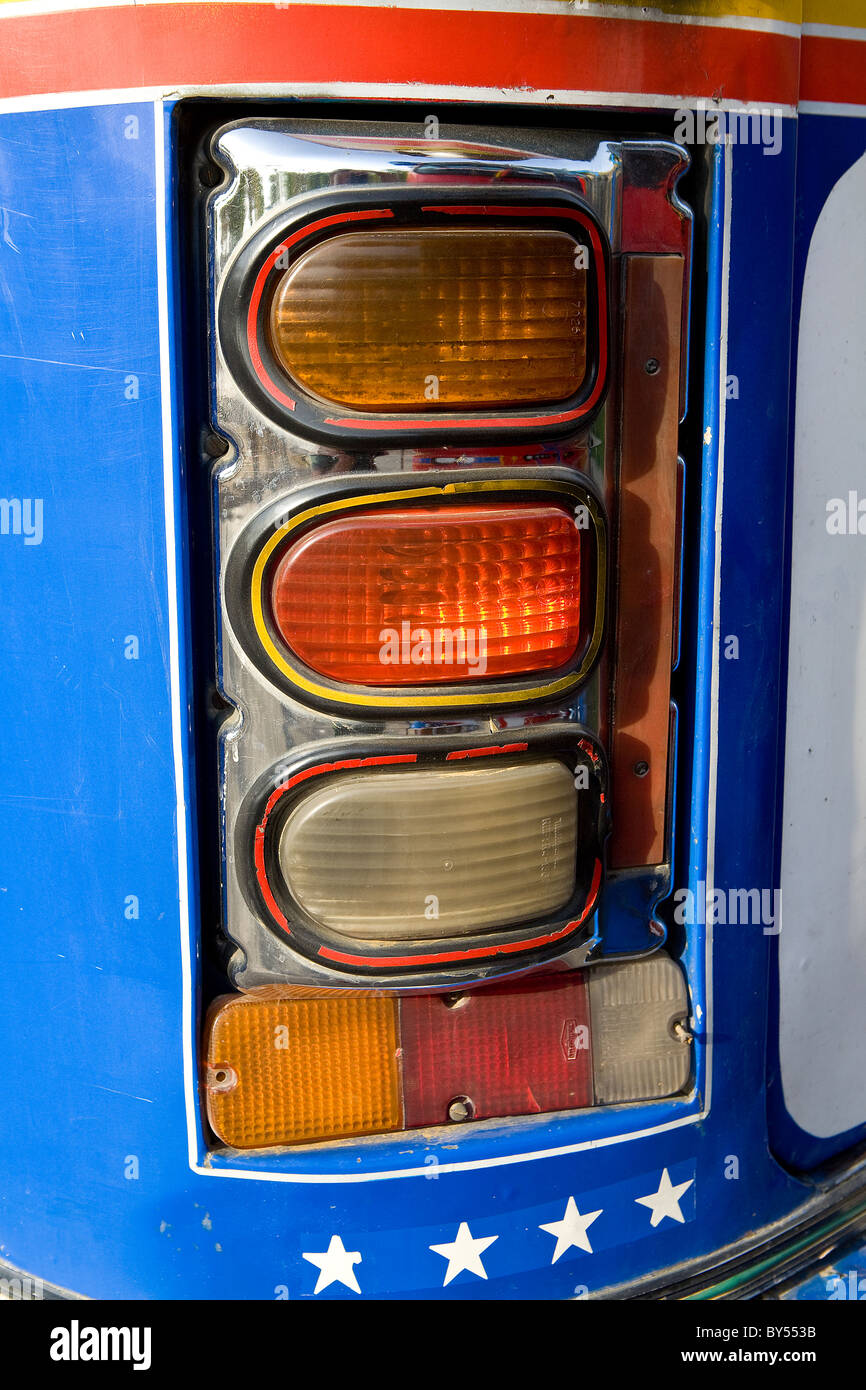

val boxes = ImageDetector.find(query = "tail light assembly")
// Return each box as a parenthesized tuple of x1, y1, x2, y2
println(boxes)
(204, 955, 691, 1150)
(201, 120, 693, 1154)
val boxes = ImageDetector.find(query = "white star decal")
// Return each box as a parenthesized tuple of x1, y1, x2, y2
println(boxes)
(429, 1221, 498, 1286)
(635, 1168, 694, 1228)
(539, 1197, 603, 1262)
(302, 1234, 362, 1295)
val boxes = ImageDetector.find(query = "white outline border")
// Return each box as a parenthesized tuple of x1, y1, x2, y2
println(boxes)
(154, 99, 200, 1172)
(702, 140, 732, 1117)
(0, 83, 799, 117)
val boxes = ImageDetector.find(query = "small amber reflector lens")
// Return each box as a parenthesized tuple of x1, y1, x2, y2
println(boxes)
(204, 993, 402, 1148)
(267, 229, 588, 410)
(269, 504, 583, 686)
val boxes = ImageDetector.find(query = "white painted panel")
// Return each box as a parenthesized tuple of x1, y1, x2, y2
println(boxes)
(780, 151, 866, 1138)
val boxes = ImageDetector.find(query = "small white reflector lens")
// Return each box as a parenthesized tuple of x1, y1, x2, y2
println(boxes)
(589, 955, 691, 1103)
(278, 760, 577, 940)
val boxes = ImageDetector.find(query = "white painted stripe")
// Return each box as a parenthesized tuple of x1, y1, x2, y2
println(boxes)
(702, 141, 732, 1117)
(154, 97, 200, 1172)
(171, 98, 727, 1187)
(0, 83, 799, 118)
(0, 0, 804, 42)
(0, 86, 169, 112)
(803, 22, 866, 41)
(190, 1109, 705, 1183)
(799, 100, 866, 117)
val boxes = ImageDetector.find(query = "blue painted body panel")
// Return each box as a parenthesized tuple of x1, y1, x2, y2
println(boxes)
(0, 98, 862, 1298)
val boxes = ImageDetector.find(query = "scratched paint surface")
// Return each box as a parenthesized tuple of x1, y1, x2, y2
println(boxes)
(0, 102, 188, 1283)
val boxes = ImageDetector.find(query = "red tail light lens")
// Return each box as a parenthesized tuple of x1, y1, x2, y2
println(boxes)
(269, 503, 583, 686)
(401, 973, 593, 1127)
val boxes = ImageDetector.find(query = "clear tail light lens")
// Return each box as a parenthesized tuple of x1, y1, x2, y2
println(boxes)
(588, 955, 692, 1103)
(278, 759, 578, 940)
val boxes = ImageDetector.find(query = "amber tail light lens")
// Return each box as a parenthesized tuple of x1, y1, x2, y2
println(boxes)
(269, 503, 584, 686)
(204, 993, 402, 1148)
(267, 228, 588, 411)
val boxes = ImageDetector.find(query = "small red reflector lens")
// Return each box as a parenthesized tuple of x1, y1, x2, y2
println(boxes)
(400, 973, 593, 1127)
(269, 504, 583, 686)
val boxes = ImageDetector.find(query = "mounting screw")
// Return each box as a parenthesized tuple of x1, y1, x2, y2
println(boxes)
(207, 1065, 237, 1093)
(644, 357, 661, 375)
(203, 431, 231, 459)
(633, 760, 650, 778)
(448, 1096, 475, 1123)
(671, 1019, 693, 1045)
(199, 162, 223, 189)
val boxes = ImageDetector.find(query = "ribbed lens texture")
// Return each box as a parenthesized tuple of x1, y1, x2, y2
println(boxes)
(268, 228, 588, 410)
(279, 760, 578, 939)
(269, 504, 583, 686)
(589, 956, 691, 1104)
(401, 974, 593, 1127)
(205, 994, 402, 1148)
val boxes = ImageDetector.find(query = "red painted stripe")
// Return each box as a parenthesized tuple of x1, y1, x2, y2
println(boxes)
(254, 753, 418, 930)
(445, 742, 529, 760)
(260, 753, 418, 822)
(801, 35, 866, 107)
(0, 5, 800, 105)
(254, 823, 291, 931)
